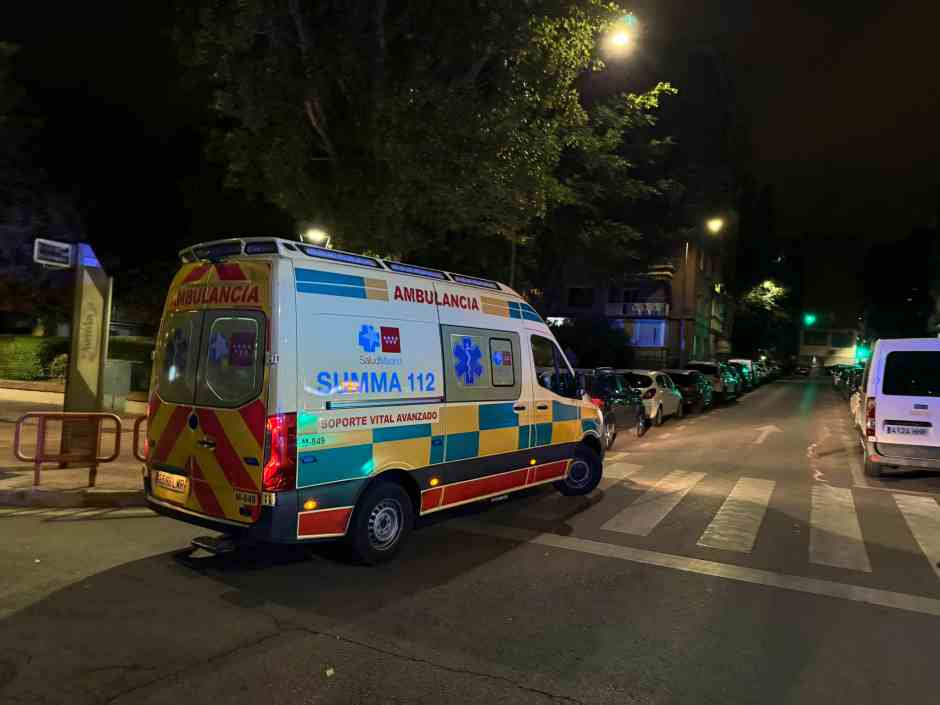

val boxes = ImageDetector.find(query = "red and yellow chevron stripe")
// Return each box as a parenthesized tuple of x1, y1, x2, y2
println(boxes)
(148, 258, 272, 524)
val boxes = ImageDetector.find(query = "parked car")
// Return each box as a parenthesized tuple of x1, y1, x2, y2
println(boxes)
(727, 360, 754, 392)
(851, 338, 940, 477)
(576, 368, 648, 447)
(753, 360, 770, 383)
(794, 364, 811, 376)
(618, 369, 684, 426)
(662, 369, 714, 413)
(724, 364, 747, 395)
(686, 361, 738, 401)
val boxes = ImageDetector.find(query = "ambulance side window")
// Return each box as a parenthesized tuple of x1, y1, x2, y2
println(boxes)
(531, 335, 580, 399)
(441, 325, 521, 402)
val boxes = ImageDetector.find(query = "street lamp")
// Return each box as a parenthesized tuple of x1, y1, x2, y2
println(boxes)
(603, 13, 638, 57)
(301, 228, 331, 248)
(706, 217, 725, 235)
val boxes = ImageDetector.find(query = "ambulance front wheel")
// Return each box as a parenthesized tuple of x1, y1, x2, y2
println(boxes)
(346, 480, 414, 565)
(554, 445, 602, 496)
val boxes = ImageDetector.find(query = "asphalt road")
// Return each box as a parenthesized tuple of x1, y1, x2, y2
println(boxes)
(3, 376, 940, 705)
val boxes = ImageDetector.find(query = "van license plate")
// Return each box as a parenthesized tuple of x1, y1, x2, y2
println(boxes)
(154, 471, 189, 493)
(885, 426, 928, 436)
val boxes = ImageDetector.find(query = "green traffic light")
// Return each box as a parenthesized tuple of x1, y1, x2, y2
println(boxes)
(856, 345, 871, 361)
(803, 313, 817, 326)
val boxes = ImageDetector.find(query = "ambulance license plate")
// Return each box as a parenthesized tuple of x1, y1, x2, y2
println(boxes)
(154, 470, 189, 494)
(885, 426, 928, 436)
(234, 490, 259, 506)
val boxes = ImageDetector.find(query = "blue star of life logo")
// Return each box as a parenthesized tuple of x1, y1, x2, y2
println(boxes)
(453, 336, 483, 385)
(358, 324, 381, 352)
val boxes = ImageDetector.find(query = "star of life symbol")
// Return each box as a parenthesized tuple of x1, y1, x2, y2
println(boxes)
(208, 332, 229, 362)
(358, 324, 381, 352)
(453, 336, 483, 385)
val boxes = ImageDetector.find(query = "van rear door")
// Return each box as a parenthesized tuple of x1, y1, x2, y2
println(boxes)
(875, 341, 940, 451)
(148, 261, 270, 524)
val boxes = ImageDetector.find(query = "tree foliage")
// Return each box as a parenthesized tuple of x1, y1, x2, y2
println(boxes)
(522, 82, 680, 302)
(177, 0, 645, 259)
(733, 279, 793, 356)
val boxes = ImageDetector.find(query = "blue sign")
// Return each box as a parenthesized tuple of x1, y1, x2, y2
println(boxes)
(454, 336, 483, 385)
(358, 324, 380, 353)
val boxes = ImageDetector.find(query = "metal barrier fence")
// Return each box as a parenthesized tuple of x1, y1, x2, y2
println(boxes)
(13, 412, 129, 487)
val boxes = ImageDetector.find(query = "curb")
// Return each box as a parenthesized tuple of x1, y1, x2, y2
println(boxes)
(0, 487, 146, 508)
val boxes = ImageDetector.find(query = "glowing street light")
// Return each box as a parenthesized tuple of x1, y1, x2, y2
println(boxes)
(604, 13, 638, 56)
(301, 228, 331, 247)
(706, 217, 725, 235)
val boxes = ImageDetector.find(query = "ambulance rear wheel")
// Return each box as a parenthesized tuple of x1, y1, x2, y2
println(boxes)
(346, 480, 413, 565)
(554, 445, 602, 496)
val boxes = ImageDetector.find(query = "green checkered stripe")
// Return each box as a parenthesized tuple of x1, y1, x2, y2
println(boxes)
(297, 400, 585, 487)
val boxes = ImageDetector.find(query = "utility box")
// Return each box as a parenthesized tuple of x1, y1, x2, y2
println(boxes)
(102, 359, 132, 413)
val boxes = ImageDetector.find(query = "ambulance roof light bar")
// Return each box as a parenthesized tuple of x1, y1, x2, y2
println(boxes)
(180, 237, 511, 293)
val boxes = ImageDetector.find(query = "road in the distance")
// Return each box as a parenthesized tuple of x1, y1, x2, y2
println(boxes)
(3, 377, 940, 705)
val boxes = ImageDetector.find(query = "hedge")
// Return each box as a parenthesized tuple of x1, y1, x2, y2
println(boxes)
(0, 335, 154, 385)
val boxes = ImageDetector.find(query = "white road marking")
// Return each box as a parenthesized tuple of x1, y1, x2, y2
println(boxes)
(698, 478, 775, 553)
(603, 462, 644, 481)
(602, 470, 706, 536)
(659, 433, 672, 439)
(752, 424, 782, 444)
(605, 451, 628, 462)
(809, 485, 871, 572)
(457, 521, 940, 618)
(894, 495, 940, 581)
(844, 440, 868, 488)
(676, 426, 687, 431)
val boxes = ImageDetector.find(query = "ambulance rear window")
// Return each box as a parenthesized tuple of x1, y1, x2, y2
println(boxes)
(157, 311, 202, 405)
(196, 312, 265, 408)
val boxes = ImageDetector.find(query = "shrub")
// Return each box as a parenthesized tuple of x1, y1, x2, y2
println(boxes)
(48, 353, 69, 378)
(0, 335, 154, 383)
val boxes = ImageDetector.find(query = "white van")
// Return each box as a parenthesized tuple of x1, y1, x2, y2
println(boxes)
(144, 237, 604, 562)
(852, 338, 940, 476)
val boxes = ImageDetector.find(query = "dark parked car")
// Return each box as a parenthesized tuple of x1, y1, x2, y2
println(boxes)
(727, 361, 754, 392)
(576, 368, 648, 447)
(662, 369, 714, 413)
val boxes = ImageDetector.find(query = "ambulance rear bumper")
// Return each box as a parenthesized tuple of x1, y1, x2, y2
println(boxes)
(146, 487, 302, 543)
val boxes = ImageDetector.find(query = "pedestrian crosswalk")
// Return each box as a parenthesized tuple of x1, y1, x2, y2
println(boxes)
(698, 477, 775, 553)
(894, 495, 940, 581)
(588, 460, 940, 581)
(602, 470, 705, 536)
(809, 485, 871, 572)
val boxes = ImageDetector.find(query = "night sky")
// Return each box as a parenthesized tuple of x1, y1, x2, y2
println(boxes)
(5, 2, 940, 316)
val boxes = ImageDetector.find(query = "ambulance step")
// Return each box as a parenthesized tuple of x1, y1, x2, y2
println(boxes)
(191, 535, 238, 554)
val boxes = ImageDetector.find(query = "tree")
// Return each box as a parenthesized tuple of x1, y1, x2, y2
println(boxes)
(0, 43, 80, 334)
(732, 279, 793, 356)
(177, 0, 635, 261)
(521, 82, 681, 305)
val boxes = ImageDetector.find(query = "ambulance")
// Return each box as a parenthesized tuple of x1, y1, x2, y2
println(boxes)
(144, 237, 604, 563)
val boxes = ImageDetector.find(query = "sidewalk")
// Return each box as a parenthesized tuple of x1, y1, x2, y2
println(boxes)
(0, 388, 147, 507)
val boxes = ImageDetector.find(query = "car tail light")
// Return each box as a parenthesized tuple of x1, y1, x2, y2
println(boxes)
(642, 388, 656, 400)
(590, 397, 604, 408)
(263, 413, 297, 491)
(865, 397, 876, 438)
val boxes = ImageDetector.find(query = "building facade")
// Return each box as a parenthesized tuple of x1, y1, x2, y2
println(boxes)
(549, 238, 732, 368)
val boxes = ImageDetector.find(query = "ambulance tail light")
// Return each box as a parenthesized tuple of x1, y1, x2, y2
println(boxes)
(590, 397, 605, 409)
(263, 413, 297, 491)
(865, 397, 876, 438)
